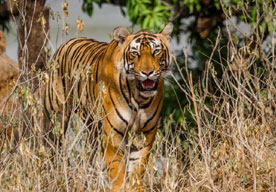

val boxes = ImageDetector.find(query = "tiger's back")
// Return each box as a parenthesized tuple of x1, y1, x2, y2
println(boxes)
(45, 38, 110, 116)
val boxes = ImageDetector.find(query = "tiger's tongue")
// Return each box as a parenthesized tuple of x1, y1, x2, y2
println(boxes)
(141, 79, 155, 89)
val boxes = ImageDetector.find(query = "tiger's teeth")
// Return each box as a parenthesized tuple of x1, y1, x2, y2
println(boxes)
(142, 83, 146, 89)
(141, 81, 155, 89)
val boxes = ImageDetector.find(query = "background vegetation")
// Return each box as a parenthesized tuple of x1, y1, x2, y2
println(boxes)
(0, 0, 275, 191)
(82, 0, 275, 121)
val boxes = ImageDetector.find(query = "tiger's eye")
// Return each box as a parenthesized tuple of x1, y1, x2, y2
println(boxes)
(131, 51, 139, 57)
(153, 49, 161, 56)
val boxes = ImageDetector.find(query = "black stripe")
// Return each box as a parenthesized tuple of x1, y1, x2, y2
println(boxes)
(133, 95, 140, 107)
(125, 47, 130, 71)
(126, 79, 132, 101)
(76, 43, 106, 72)
(144, 143, 152, 148)
(143, 124, 157, 134)
(62, 39, 83, 73)
(129, 158, 140, 161)
(142, 96, 162, 129)
(139, 93, 149, 100)
(47, 76, 54, 111)
(74, 43, 95, 70)
(95, 51, 105, 83)
(119, 73, 130, 103)
(94, 57, 101, 83)
(82, 43, 105, 64)
(109, 88, 128, 126)
(142, 33, 157, 37)
(133, 33, 143, 39)
(139, 97, 153, 109)
(77, 76, 82, 100)
(71, 42, 90, 61)
(135, 38, 141, 43)
(103, 107, 124, 137)
(106, 114, 124, 137)
(57, 51, 66, 94)
(107, 159, 122, 171)
(147, 37, 155, 42)
(119, 73, 136, 111)
(133, 33, 157, 39)
(71, 43, 91, 71)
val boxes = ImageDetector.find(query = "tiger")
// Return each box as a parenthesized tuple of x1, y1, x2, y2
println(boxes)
(44, 23, 173, 192)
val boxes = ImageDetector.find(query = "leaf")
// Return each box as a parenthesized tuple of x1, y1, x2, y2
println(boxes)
(142, 15, 151, 29)
(155, 18, 164, 31)
(153, 5, 170, 12)
(141, 9, 152, 16)
(189, 4, 194, 13)
(94, 0, 102, 8)
(164, 12, 171, 17)
(172, 0, 178, 4)
(142, 0, 152, 4)
(82, 2, 93, 17)
(215, 2, 220, 10)
(269, 23, 275, 35)
(154, 0, 161, 5)
(251, 6, 257, 22)
(149, 16, 154, 30)
(196, 4, 201, 12)
(133, 5, 139, 17)
(81, 3, 86, 12)
(87, 3, 93, 16)
(120, 7, 126, 17)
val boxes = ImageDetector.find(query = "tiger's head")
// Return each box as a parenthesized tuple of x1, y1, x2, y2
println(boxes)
(113, 23, 173, 97)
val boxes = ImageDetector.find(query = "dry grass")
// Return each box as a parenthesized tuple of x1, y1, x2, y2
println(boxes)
(1, 1, 276, 191)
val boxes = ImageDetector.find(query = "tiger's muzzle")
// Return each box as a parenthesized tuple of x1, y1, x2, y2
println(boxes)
(136, 70, 160, 96)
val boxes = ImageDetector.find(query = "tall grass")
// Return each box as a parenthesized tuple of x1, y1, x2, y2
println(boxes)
(0, 1, 276, 191)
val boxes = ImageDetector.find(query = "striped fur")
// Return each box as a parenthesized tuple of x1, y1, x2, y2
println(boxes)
(44, 23, 173, 192)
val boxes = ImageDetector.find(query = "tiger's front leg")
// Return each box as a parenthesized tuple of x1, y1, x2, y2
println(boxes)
(128, 125, 158, 192)
(103, 117, 127, 192)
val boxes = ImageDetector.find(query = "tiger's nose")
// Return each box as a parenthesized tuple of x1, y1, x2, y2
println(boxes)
(141, 70, 154, 76)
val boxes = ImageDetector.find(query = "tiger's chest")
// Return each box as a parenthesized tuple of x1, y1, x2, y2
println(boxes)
(131, 109, 153, 132)
(98, 74, 161, 135)
(110, 96, 158, 133)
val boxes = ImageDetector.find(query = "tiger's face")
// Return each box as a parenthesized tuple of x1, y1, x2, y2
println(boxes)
(114, 23, 173, 97)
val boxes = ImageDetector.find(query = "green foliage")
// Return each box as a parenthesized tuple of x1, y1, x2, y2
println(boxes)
(126, 0, 171, 30)
(80, 0, 276, 123)
(82, 0, 171, 31)
(183, 0, 201, 13)
(80, 0, 275, 37)
(82, 0, 103, 16)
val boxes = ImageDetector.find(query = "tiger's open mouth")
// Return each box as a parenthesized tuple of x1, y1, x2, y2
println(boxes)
(137, 79, 158, 91)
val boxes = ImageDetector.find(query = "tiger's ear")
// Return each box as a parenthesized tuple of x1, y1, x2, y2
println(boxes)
(113, 27, 130, 46)
(161, 22, 173, 41)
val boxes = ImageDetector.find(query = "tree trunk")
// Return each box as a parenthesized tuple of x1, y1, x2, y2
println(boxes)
(17, 0, 50, 140)
(18, 0, 49, 80)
